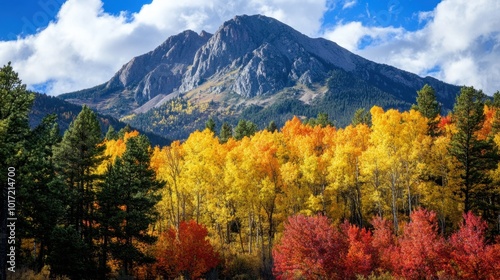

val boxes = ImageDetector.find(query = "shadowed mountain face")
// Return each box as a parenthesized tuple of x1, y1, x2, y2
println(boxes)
(30, 93, 171, 147)
(59, 14, 460, 140)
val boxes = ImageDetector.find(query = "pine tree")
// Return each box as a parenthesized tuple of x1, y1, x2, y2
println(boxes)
(96, 162, 117, 280)
(351, 108, 371, 126)
(219, 122, 233, 143)
(234, 119, 258, 140)
(52, 105, 105, 276)
(205, 118, 216, 134)
(491, 91, 500, 135)
(266, 120, 278, 132)
(47, 226, 91, 279)
(0, 62, 35, 279)
(412, 84, 440, 120)
(18, 114, 65, 271)
(307, 112, 333, 127)
(97, 135, 163, 277)
(412, 84, 440, 135)
(105, 125, 118, 140)
(117, 124, 132, 139)
(450, 86, 498, 213)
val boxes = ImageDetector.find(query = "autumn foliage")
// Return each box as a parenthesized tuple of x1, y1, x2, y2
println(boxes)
(272, 215, 347, 280)
(448, 212, 500, 279)
(10, 58, 500, 280)
(392, 209, 449, 279)
(273, 210, 500, 280)
(341, 221, 376, 278)
(156, 220, 219, 279)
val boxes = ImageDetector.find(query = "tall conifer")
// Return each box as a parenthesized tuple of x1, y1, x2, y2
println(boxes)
(52, 105, 105, 277)
(450, 86, 498, 213)
(0, 62, 34, 279)
(98, 135, 162, 277)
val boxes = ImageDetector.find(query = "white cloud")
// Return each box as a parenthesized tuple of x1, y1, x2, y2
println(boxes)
(418, 11, 433, 24)
(0, 0, 327, 95)
(323, 0, 500, 94)
(342, 0, 356, 10)
(323, 21, 403, 51)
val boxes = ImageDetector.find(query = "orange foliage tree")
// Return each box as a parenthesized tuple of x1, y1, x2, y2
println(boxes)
(156, 220, 219, 279)
(340, 221, 375, 279)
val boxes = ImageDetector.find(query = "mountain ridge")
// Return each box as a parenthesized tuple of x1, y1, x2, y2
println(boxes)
(59, 14, 461, 139)
(30, 93, 171, 146)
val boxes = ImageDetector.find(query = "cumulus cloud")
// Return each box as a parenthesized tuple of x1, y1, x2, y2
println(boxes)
(0, 0, 327, 95)
(323, 0, 500, 94)
(323, 21, 403, 51)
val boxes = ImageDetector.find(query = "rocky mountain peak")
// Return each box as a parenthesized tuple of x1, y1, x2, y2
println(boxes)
(60, 14, 459, 127)
(103, 29, 211, 104)
(180, 14, 354, 97)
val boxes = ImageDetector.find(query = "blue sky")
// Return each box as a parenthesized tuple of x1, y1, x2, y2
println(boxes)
(0, 0, 499, 95)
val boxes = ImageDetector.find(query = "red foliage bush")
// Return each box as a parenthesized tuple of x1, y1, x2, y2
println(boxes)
(392, 208, 449, 279)
(371, 216, 396, 273)
(272, 210, 500, 279)
(156, 220, 219, 279)
(272, 214, 348, 280)
(341, 221, 376, 279)
(448, 212, 500, 279)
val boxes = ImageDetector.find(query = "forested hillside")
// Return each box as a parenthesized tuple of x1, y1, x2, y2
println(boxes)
(2, 63, 500, 279)
(30, 92, 171, 147)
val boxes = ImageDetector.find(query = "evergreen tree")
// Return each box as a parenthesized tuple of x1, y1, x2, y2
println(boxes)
(266, 120, 278, 132)
(412, 84, 440, 135)
(105, 125, 118, 140)
(307, 112, 333, 128)
(450, 86, 498, 214)
(234, 119, 258, 140)
(97, 135, 163, 277)
(18, 115, 65, 271)
(219, 122, 233, 143)
(47, 226, 92, 279)
(53, 105, 105, 275)
(117, 124, 132, 139)
(412, 84, 440, 120)
(0, 62, 35, 279)
(205, 118, 216, 134)
(351, 108, 371, 126)
(96, 162, 119, 280)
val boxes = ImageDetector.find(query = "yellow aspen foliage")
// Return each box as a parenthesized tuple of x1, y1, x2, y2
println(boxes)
(180, 129, 228, 227)
(96, 130, 139, 174)
(417, 134, 463, 232)
(398, 110, 432, 213)
(362, 107, 403, 230)
(327, 124, 370, 224)
(152, 141, 185, 230)
(280, 117, 336, 216)
(144, 105, 499, 268)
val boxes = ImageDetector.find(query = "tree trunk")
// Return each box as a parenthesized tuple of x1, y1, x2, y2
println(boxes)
(391, 174, 399, 233)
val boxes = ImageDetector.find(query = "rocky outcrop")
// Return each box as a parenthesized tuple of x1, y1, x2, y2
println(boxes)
(179, 15, 357, 97)
(105, 30, 211, 103)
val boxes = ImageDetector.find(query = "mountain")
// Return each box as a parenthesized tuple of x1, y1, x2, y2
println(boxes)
(30, 93, 171, 147)
(59, 14, 461, 140)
